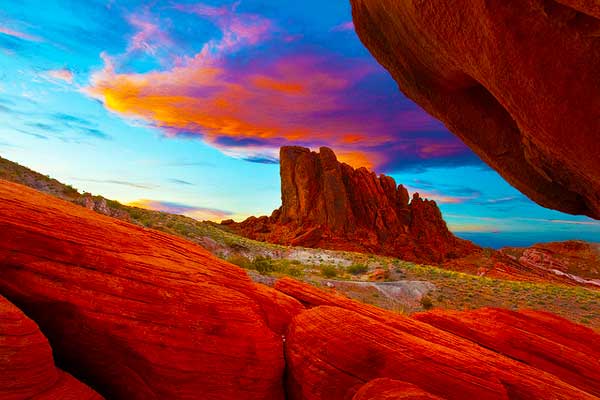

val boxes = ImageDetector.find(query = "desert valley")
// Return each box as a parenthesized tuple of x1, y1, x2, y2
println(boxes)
(1, 0, 599, 399)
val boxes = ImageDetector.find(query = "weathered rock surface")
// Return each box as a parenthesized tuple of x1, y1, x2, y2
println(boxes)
(225, 146, 476, 263)
(414, 307, 600, 397)
(277, 277, 600, 399)
(501, 241, 600, 286)
(350, 0, 600, 218)
(441, 246, 598, 286)
(0, 180, 303, 400)
(285, 306, 597, 400)
(75, 194, 131, 220)
(0, 294, 102, 400)
(353, 378, 445, 400)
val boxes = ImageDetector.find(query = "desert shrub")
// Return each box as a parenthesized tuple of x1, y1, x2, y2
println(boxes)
(420, 295, 434, 310)
(224, 236, 242, 248)
(286, 265, 304, 278)
(228, 255, 251, 269)
(251, 256, 275, 274)
(270, 260, 305, 278)
(320, 265, 338, 278)
(347, 264, 368, 275)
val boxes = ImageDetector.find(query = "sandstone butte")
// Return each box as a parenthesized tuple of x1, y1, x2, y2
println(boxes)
(1, 179, 600, 399)
(0, 294, 102, 400)
(223, 146, 477, 263)
(350, 0, 600, 219)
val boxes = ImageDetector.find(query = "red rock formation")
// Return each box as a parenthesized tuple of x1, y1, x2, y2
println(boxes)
(441, 246, 597, 285)
(501, 241, 600, 286)
(0, 294, 102, 400)
(353, 378, 445, 400)
(285, 306, 597, 400)
(414, 308, 600, 397)
(225, 146, 476, 263)
(276, 277, 600, 399)
(350, 0, 600, 219)
(0, 180, 303, 400)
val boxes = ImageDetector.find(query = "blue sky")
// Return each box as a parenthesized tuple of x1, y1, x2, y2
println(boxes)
(0, 0, 598, 248)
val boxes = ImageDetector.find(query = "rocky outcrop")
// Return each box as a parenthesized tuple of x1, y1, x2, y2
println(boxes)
(285, 305, 597, 400)
(414, 308, 600, 397)
(224, 146, 476, 263)
(0, 180, 303, 399)
(353, 378, 445, 400)
(75, 194, 130, 220)
(0, 294, 102, 400)
(350, 0, 600, 219)
(441, 246, 600, 286)
(501, 241, 600, 286)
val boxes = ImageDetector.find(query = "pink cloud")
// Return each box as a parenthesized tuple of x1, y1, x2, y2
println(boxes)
(530, 218, 600, 226)
(446, 214, 600, 228)
(406, 186, 478, 204)
(332, 21, 355, 32)
(0, 26, 42, 42)
(174, 2, 271, 55)
(45, 68, 74, 84)
(127, 14, 172, 56)
(128, 199, 233, 221)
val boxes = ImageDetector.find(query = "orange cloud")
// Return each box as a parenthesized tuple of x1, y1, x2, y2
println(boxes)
(336, 150, 382, 170)
(86, 51, 389, 167)
(84, 4, 472, 172)
(251, 75, 305, 94)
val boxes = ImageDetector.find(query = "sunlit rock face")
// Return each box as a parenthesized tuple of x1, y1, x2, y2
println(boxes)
(350, 0, 600, 219)
(225, 146, 477, 263)
(413, 308, 600, 397)
(0, 180, 303, 400)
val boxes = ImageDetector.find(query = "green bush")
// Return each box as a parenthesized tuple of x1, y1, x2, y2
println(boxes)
(228, 255, 251, 269)
(251, 256, 275, 274)
(347, 264, 368, 275)
(286, 265, 304, 278)
(320, 265, 338, 278)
